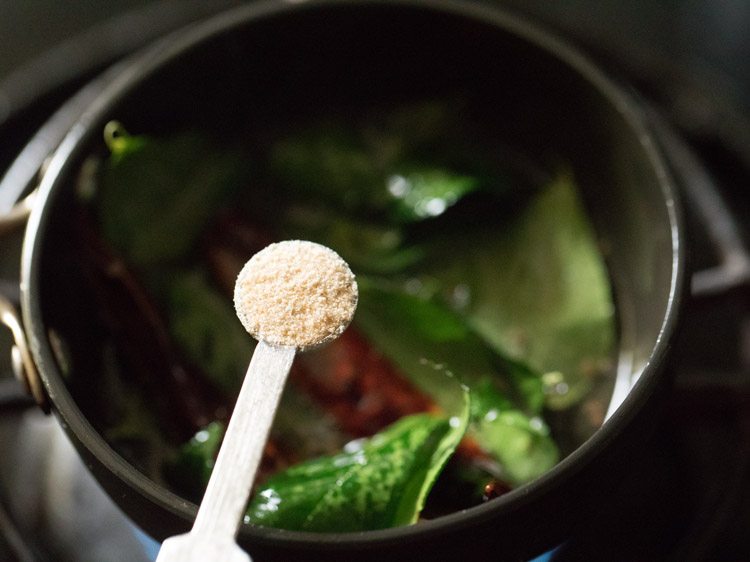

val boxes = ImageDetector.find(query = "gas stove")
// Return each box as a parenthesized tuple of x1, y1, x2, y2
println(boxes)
(0, 2, 748, 561)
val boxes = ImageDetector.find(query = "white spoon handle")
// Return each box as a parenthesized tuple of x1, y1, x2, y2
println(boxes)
(193, 340, 296, 539)
(156, 341, 294, 562)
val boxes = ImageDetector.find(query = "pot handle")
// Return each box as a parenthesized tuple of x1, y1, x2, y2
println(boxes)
(0, 190, 36, 236)
(0, 190, 50, 413)
(649, 109, 750, 297)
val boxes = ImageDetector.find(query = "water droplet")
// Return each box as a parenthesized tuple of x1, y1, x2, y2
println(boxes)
(387, 175, 410, 198)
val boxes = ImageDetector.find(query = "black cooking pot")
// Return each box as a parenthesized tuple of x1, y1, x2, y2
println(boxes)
(3, 1, 685, 560)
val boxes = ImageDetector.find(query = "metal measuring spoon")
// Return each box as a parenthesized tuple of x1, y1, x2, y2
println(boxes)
(156, 240, 358, 562)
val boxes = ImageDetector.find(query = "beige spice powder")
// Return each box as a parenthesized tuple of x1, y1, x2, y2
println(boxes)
(234, 240, 358, 350)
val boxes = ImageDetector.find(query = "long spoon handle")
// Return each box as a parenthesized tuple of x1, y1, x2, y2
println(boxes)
(194, 340, 296, 538)
(156, 341, 295, 562)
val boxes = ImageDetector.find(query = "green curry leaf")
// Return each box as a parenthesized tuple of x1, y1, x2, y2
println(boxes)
(247, 390, 469, 531)
(281, 207, 424, 274)
(470, 379, 557, 484)
(98, 123, 248, 267)
(354, 281, 557, 485)
(269, 126, 388, 215)
(355, 281, 544, 414)
(166, 421, 224, 500)
(269, 122, 482, 224)
(164, 271, 252, 396)
(384, 166, 480, 222)
(427, 172, 616, 409)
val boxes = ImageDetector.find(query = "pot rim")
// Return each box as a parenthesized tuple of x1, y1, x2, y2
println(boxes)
(20, 0, 686, 549)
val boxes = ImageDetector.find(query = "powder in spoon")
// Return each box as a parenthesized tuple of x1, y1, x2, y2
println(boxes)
(234, 240, 358, 350)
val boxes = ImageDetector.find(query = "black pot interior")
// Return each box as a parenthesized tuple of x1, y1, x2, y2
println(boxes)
(28, 1, 681, 560)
